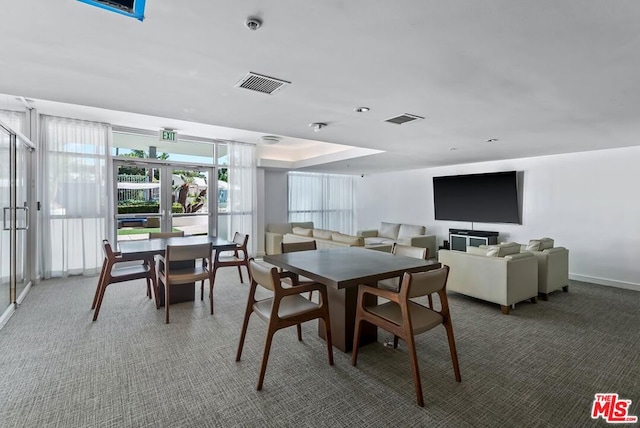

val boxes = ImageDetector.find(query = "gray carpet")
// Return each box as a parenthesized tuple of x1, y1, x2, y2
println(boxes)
(0, 268, 638, 427)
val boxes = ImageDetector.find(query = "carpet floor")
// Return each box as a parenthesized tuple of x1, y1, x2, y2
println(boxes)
(0, 268, 638, 427)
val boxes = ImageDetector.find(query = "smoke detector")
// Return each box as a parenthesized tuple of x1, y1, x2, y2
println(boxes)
(245, 17, 262, 31)
(259, 135, 280, 145)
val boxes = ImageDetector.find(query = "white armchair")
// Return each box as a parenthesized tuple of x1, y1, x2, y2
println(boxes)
(519, 238, 569, 299)
(438, 246, 538, 314)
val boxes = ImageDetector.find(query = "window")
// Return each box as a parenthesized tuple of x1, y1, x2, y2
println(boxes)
(77, 0, 146, 21)
(288, 172, 355, 234)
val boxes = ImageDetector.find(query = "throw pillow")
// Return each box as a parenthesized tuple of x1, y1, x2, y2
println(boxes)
(397, 223, 425, 239)
(498, 242, 521, 257)
(312, 229, 334, 240)
(331, 232, 364, 246)
(526, 239, 541, 251)
(292, 227, 312, 237)
(485, 247, 500, 257)
(379, 222, 401, 239)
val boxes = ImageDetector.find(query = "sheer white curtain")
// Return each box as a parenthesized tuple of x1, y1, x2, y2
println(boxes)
(288, 172, 355, 234)
(40, 116, 111, 278)
(223, 142, 256, 255)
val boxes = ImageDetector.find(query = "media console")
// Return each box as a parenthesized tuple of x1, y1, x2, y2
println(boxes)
(449, 229, 499, 252)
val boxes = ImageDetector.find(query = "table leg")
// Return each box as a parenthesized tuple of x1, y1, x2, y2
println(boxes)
(318, 286, 377, 352)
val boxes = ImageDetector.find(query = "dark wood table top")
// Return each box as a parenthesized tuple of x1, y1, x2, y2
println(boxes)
(118, 235, 236, 258)
(264, 247, 440, 290)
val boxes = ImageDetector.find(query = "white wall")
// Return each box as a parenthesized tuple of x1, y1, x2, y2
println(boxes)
(264, 169, 288, 225)
(356, 146, 640, 290)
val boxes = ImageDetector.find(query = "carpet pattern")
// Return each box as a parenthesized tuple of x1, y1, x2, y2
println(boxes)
(0, 268, 638, 427)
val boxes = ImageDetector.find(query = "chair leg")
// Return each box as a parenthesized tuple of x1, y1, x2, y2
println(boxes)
(444, 321, 462, 382)
(296, 324, 302, 341)
(393, 335, 400, 349)
(236, 293, 255, 362)
(257, 324, 276, 390)
(165, 281, 170, 324)
(237, 265, 244, 283)
(92, 270, 110, 321)
(200, 280, 205, 301)
(146, 278, 152, 299)
(322, 313, 334, 366)
(427, 294, 433, 309)
(91, 261, 108, 310)
(149, 260, 160, 310)
(351, 315, 363, 366)
(209, 275, 215, 315)
(405, 332, 424, 407)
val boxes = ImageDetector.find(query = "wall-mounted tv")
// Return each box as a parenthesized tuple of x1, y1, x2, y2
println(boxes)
(433, 171, 521, 224)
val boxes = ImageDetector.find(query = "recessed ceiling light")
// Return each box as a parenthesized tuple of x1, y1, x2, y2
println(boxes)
(309, 122, 327, 132)
(259, 135, 280, 145)
(485, 138, 499, 143)
(354, 107, 370, 113)
(449, 147, 458, 151)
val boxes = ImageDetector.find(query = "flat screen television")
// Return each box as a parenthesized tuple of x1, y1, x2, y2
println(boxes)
(433, 171, 520, 224)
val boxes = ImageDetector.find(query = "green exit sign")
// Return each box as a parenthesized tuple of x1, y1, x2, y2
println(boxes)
(160, 129, 177, 142)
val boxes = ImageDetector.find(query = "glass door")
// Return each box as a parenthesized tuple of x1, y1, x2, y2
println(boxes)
(114, 160, 163, 242)
(0, 122, 33, 315)
(170, 166, 214, 236)
(114, 160, 214, 240)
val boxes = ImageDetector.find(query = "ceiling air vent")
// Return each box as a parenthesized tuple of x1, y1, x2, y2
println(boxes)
(235, 72, 291, 95)
(384, 113, 424, 125)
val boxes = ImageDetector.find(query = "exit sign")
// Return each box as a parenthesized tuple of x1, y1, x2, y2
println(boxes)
(160, 129, 177, 142)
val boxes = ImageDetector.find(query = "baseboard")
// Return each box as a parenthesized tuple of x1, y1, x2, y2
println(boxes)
(569, 274, 640, 292)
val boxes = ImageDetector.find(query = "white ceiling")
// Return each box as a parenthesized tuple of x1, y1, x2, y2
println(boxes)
(1, 1, 639, 174)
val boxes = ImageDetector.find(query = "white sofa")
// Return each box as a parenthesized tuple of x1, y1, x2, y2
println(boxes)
(265, 222, 314, 255)
(518, 238, 569, 299)
(357, 222, 436, 258)
(438, 243, 538, 314)
(282, 226, 365, 249)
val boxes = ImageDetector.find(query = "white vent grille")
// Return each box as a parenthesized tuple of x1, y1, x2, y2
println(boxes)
(384, 113, 424, 125)
(235, 72, 291, 95)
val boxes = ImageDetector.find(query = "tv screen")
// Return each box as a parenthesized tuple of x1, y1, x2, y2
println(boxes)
(433, 171, 520, 224)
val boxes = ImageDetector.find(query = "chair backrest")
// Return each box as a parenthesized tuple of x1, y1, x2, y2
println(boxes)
(281, 240, 317, 253)
(393, 243, 428, 260)
(165, 242, 212, 262)
(401, 265, 449, 299)
(102, 239, 116, 260)
(248, 259, 281, 292)
(149, 231, 185, 239)
(233, 232, 249, 247)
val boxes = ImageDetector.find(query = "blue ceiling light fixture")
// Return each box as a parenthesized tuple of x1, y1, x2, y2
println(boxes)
(77, 0, 146, 22)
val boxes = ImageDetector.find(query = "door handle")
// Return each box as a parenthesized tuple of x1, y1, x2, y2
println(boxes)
(2, 207, 9, 230)
(16, 206, 29, 230)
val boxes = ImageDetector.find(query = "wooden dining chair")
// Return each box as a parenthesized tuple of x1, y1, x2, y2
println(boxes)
(352, 266, 461, 407)
(91, 239, 159, 321)
(378, 243, 430, 301)
(236, 259, 334, 390)
(200, 232, 249, 310)
(280, 240, 318, 300)
(157, 242, 214, 323)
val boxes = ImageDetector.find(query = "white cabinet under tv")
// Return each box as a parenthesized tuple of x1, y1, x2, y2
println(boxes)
(449, 229, 499, 252)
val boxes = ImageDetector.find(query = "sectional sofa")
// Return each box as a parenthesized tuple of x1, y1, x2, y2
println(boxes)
(357, 222, 436, 259)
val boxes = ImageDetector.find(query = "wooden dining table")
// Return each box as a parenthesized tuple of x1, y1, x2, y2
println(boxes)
(264, 246, 441, 352)
(118, 235, 237, 306)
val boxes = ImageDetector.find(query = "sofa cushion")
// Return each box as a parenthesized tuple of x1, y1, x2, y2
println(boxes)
(486, 242, 521, 257)
(292, 227, 312, 237)
(526, 239, 541, 251)
(313, 229, 334, 240)
(539, 237, 554, 250)
(379, 222, 401, 239)
(397, 223, 425, 239)
(332, 232, 364, 246)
